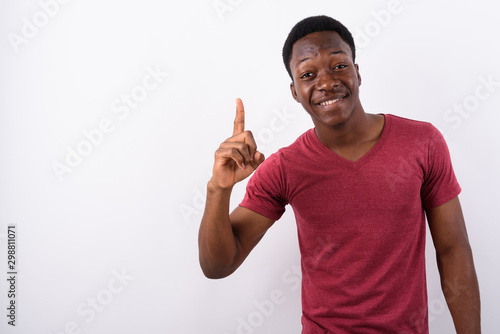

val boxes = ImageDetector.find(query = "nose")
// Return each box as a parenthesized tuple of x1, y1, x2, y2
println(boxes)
(315, 70, 339, 91)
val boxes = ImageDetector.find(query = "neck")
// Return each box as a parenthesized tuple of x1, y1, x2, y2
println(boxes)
(314, 105, 375, 150)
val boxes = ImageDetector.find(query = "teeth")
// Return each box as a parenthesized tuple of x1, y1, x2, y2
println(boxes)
(320, 99, 340, 106)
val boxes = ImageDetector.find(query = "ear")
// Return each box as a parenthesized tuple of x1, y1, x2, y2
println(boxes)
(290, 82, 300, 103)
(355, 64, 362, 86)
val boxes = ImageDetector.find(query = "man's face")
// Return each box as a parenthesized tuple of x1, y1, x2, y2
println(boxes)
(289, 31, 362, 129)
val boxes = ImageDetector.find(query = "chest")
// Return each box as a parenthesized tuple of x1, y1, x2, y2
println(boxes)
(286, 153, 425, 233)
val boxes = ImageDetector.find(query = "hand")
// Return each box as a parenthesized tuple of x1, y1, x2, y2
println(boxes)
(210, 98, 265, 190)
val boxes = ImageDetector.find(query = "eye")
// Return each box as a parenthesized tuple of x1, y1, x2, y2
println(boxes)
(300, 72, 314, 79)
(333, 64, 348, 70)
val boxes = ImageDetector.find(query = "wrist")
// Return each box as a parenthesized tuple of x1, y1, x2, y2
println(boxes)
(207, 178, 234, 193)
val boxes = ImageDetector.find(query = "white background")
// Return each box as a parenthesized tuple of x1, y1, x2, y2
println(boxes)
(0, 0, 499, 333)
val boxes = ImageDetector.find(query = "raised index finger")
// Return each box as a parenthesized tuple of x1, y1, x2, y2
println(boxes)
(232, 98, 245, 136)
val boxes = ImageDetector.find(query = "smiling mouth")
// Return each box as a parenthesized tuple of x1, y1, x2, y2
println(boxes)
(319, 98, 341, 106)
(316, 96, 346, 106)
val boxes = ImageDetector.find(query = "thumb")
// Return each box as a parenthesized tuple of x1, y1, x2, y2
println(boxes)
(251, 151, 265, 169)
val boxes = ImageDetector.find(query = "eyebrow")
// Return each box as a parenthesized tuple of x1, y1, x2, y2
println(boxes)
(330, 50, 347, 56)
(297, 50, 348, 65)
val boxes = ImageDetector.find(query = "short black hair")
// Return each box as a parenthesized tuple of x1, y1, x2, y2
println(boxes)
(282, 15, 356, 80)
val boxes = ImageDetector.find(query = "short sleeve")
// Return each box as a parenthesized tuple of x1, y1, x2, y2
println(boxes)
(421, 126, 461, 208)
(239, 153, 288, 221)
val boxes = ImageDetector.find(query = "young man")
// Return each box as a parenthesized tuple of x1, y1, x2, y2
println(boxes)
(198, 16, 480, 333)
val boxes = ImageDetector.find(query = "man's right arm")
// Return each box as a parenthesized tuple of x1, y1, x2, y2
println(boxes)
(198, 99, 272, 279)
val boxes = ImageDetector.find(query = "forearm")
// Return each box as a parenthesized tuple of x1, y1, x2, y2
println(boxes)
(437, 245, 480, 333)
(198, 181, 239, 278)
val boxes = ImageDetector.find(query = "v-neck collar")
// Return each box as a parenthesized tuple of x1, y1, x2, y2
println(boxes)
(308, 114, 392, 169)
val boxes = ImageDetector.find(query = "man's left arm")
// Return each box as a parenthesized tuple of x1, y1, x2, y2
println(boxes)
(426, 196, 481, 333)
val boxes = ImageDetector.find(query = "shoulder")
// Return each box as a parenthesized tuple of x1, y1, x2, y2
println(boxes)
(386, 114, 437, 134)
(385, 114, 443, 146)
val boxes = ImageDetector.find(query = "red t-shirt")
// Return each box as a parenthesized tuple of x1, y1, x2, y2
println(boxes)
(240, 114, 461, 333)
